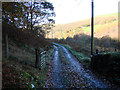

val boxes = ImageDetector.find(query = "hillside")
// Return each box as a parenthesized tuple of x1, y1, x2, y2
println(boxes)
(49, 13, 119, 57)
(2, 23, 54, 88)
(48, 13, 118, 40)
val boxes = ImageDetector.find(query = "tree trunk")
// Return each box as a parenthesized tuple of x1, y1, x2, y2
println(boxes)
(31, 13, 33, 31)
(5, 33, 8, 59)
(30, 2, 33, 31)
(27, 12, 29, 30)
(52, 29, 54, 38)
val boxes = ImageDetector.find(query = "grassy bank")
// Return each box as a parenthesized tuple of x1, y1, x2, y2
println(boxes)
(2, 40, 54, 88)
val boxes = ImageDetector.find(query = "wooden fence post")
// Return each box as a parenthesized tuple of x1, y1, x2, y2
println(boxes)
(39, 51, 41, 70)
(45, 51, 46, 68)
(35, 48, 39, 68)
(96, 49, 98, 54)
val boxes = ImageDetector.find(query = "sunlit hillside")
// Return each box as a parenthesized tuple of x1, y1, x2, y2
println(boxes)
(48, 13, 118, 40)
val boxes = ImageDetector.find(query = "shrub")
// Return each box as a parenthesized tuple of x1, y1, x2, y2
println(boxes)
(91, 52, 120, 76)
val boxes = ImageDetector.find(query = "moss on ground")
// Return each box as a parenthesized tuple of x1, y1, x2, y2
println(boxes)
(59, 46, 69, 65)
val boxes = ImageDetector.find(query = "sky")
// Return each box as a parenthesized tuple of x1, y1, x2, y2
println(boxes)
(49, 0, 120, 24)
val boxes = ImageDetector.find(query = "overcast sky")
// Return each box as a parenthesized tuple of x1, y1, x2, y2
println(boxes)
(49, 0, 119, 24)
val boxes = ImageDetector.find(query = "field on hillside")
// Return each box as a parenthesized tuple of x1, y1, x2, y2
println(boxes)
(48, 13, 118, 39)
(49, 13, 120, 57)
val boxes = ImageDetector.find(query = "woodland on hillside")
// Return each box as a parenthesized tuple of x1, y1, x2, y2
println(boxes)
(2, 1, 55, 55)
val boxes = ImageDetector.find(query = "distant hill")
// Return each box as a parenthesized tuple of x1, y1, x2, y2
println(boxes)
(48, 13, 118, 40)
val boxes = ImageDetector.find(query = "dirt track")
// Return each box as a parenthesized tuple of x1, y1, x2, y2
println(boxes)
(50, 43, 110, 88)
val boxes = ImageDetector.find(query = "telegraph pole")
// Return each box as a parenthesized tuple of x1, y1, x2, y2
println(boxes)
(91, 0, 94, 56)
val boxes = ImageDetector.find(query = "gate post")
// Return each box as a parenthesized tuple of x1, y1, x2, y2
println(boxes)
(39, 51, 41, 70)
(35, 48, 39, 68)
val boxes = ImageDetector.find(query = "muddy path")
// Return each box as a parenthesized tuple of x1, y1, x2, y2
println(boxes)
(49, 43, 111, 88)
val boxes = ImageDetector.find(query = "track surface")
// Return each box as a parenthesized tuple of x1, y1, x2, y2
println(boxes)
(51, 43, 108, 88)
